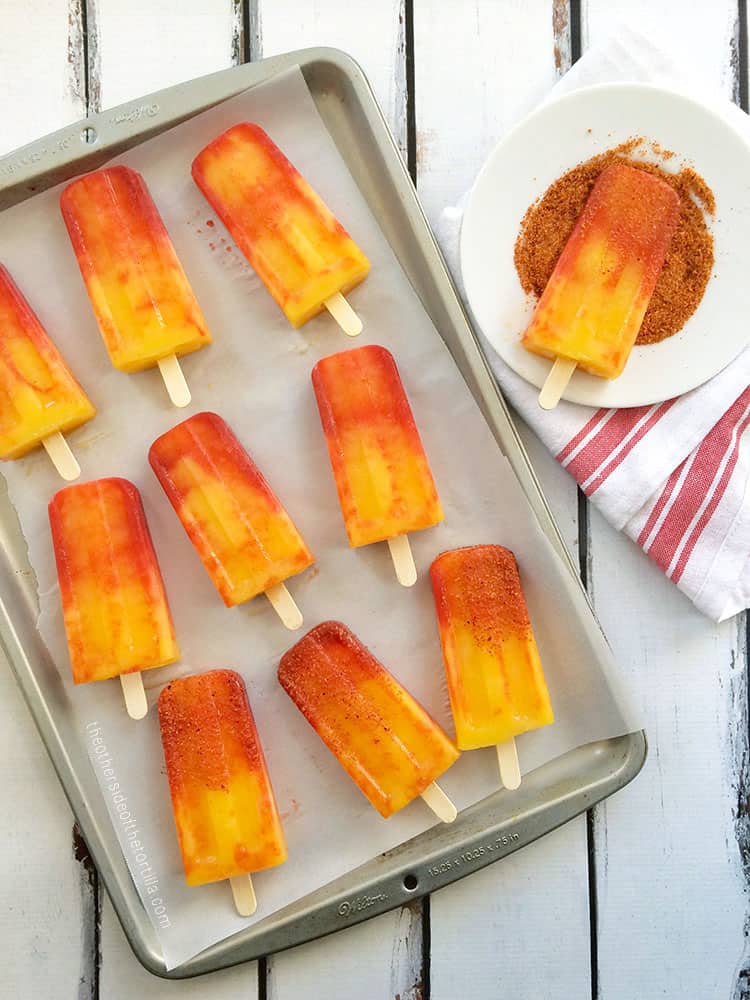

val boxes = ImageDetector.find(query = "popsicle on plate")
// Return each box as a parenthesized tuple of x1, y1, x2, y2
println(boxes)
(430, 545, 553, 789)
(60, 165, 212, 406)
(279, 621, 459, 821)
(158, 669, 287, 914)
(521, 163, 680, 408)
(149, 411, 313, 628)
(312, 345, 442, 585)
(0, 264, 94, 479)
(49, 477, 179, 718)
(192, 122, 370, 336)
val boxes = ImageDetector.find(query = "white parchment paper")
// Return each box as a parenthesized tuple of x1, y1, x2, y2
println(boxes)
(0, 68, 641, 969)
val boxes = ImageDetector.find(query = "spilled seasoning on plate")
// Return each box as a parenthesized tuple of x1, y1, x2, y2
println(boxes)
(514, 137, 715, 345)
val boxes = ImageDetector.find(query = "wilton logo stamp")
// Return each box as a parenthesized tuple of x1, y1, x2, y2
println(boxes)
(337, 892, 387, 917)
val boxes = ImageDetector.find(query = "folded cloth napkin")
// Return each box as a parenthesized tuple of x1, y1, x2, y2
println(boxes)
(436, 24, 750, 622)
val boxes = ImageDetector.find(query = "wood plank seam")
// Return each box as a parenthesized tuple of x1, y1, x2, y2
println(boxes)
(73, 3, 103, 994)
(73, 824, 101, 1000)
(554, 5, 600, 1000)
(733, 5, 750, 997)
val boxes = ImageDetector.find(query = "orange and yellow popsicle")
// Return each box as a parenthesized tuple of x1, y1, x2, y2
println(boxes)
(192, 123, 370, 334)
(312, 345, 442, 585)
(60, 165, 211, 405)
(0, 264, 94, 478)
(149, 411, 313, 627)
(430, 545, 553, 788)
(521, 163, 680, 407)
(49, 477, 179, 717)
(158, 669, 287, 912)
(279, 621, 459, 821)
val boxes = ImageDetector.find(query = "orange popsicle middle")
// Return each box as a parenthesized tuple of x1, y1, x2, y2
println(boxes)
(159, 669, 287, 887)
(279, 621, 459, 818)
(49, 477, 179, 684)
(0, 264, 95, 461)
(60, 165, 212, 373)
(430, 545, 554, 750)
(192, 123, 370, 328)
(149, 412, 313, 608)
(521, 163, 680, 379)
(312, 345, 443, 548)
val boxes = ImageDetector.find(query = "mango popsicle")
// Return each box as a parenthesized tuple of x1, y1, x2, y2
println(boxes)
(430, 545, 553, 789)
(521, 163, 680, 408)
(312, 345, 443, 585)
(158, 669, 287, 913)
(192, 123, 370, 335)
(149, 411, 313, 628)
(60, 165, 212, 406)
(279, 621, 459, 821)
(49, 477, 179, 718)
(0, 264, 94, 479)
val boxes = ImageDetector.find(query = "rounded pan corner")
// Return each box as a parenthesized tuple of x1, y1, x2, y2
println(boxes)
(621, 729, 648, 785)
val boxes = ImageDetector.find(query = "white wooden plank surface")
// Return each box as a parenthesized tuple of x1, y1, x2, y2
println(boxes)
(0, 669, 85, 996)
(259, 6, 425, 997)
(582, 3, 749, 999)
(2, 2, 748, 998)
(94, 0, 238, 110)
(0, 5, 88, 997)
(262, 0, 409, 159)
(0, 0, 87, 155)
(414, 3, 592, 998)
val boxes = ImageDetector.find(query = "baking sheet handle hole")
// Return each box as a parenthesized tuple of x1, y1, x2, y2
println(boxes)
(80, 127, 98, 145)
(403, 873, 418, 891)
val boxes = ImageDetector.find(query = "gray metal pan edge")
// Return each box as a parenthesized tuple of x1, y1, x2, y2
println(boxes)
(0, 47, 646, 979)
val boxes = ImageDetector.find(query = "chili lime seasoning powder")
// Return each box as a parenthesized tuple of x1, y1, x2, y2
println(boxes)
(514, 138, 715, 345)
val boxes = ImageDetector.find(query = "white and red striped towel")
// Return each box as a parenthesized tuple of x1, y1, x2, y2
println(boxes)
(437, 25, 750, 622)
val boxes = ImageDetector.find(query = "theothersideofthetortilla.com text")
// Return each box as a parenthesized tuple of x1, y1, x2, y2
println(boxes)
(86, 721, 171, 930)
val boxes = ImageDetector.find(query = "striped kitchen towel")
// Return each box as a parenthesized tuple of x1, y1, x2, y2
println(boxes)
(437, 25, 750, 621)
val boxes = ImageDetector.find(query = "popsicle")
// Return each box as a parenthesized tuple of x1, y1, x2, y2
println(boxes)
(279, 621, 459, 821)
(149, 411, 313, 629)
(0, 264, 95, 479)
(49, 477, 180, 718)
(312, 345, 442, 586)
(192, 122, 370, 336)
(521, 163, 680, 408)
(430, 545, 554, 789)
(158, 669, 287, 914)
(60, 165, 212, 406)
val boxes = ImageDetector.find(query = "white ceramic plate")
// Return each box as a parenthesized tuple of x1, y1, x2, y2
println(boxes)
(460, 82, 750, 408)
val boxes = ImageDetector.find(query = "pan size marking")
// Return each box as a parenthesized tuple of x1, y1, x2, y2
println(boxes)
(0, 136, 73, 177)
(427, 832, 521, 878)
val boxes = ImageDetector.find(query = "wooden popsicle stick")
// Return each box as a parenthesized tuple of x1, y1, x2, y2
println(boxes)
(42, 431, 80, 481)
(420, 781, 458, 823)
(324, 292, 363, 337)
(265, 582, 303, 630)
(120, 672, 148, 720)
(538, 357, 577, 410)
(230, 874, 257, 916)
(387, 534, 417, 587)
(157, 354, 191, 408)
(496, 739, 521, 790)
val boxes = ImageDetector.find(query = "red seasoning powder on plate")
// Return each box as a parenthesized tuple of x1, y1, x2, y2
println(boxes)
(514, 138, 715, 345)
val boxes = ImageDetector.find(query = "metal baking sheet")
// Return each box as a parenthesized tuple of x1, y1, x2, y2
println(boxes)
(0, 48, 646, 979)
